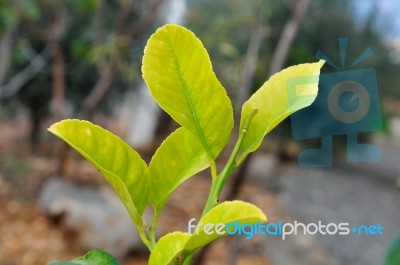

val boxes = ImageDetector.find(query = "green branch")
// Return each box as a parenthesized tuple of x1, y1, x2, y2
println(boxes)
(202, 109, 258, 216)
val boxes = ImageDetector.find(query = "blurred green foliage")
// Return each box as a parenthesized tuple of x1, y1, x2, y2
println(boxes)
(385, 235, 400, 265)
(0, 0, 397, 118)
(187, 0, 397, 101)
(0, 0, 159, 115)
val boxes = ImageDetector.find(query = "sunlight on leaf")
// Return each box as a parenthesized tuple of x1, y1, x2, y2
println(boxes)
(149, 201, 267, 265)
(185, 201, 267, 251)
(150, 127, 209, 211)
(149, 232, 191, 265)
(142, 24, 234, 161)
(239, 60, 324, 158)
(48, 120, 150, 228)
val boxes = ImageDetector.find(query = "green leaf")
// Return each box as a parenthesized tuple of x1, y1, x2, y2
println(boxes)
(149, 201, 267, 265)
(142, 24, 234, 161)
(385, 235, 400, 265)
(239, 60, 324, 158)
(49, 249, 120, 265)
(48, 120, 150, 228)
(150, 127, 209, 211)
(184, 201, 267, 251)
(149, 232, 192, 265)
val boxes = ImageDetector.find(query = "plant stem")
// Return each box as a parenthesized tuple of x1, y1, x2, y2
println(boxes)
(202, 177, 218, 216)
(183, 254, 194, 265)
(149, 210, 160, 251)
(201, 109, 257, 216)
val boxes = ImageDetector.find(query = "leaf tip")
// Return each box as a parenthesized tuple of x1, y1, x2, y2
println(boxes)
(318, 59, 326, 69)
(47, 120, 64, 135)
(47, 119, 78, 133)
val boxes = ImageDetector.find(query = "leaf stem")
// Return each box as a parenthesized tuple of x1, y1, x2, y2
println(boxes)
(210, 161, 218, 180)
(137, 221, 152, 251)
(201, 109, 257, 216)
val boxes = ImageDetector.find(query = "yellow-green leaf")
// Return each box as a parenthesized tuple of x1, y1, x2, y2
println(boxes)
(142, 24, 234, 161)
(149, 127, 209, 211)
(149, 201, 267, 265)
(184, 201, 267, 251)
(239, 60, 324, 158)
(48, 119, 150, 228)
(148, 232, 191, 265)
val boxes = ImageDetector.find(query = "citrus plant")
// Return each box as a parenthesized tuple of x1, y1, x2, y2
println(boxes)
(48, 24, 323, 265)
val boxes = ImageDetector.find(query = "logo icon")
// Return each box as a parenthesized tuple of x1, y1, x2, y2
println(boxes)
(288, 38, 382, 167)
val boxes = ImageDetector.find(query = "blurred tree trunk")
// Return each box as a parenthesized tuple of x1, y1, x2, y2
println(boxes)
(23, 4, 68, 121)
(49, 8, 68, 175)
(80, 0, 109, 120)
(51, 43, 66, 121)
(53, 41, 68, 175)
(236, 25, 266, 113)
(268, 0, 311, 76)
(0, 29, 14, 89)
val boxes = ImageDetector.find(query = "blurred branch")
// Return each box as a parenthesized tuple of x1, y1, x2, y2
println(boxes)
(282, 0, 295, 11)
(93, 0, 106, 43)
(268, 0, 311, 76)
(16, 2, 68, 116)
(236, 25, 266, 113)
(19, 2, 67, 43)
(81, 64, 116, 119)
(81, 0, 167, 119)
(113, 1, 133, 35)
(0, 45, 51, 99)
(129, 0, 167, 40)
(0, 29, 15, 87)
(49, 7, 68, 120)
(49, 6, 68, 42)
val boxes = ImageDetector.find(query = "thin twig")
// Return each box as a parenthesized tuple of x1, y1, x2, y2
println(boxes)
(0, 45, 52, 99)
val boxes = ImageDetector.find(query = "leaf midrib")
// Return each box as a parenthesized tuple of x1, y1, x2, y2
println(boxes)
(164, 29, 213, 160)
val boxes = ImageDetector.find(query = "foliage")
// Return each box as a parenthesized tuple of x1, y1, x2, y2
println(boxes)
(186, 0, 397, 107)
(384, 235, 400, 265)
(49, 249, 120, 265)
(0, 0, 159, 113)
(48, 24, 323, 264)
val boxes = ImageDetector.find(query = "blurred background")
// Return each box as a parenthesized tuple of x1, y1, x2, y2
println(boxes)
(0, 0, 399, 264)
